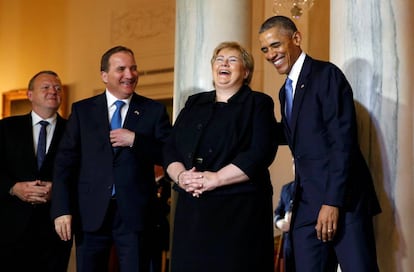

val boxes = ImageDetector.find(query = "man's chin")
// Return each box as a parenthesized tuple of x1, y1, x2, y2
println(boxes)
(122, 87, 136, 94)
(275, 66, 287, 75)
(273, 61, 291, 75)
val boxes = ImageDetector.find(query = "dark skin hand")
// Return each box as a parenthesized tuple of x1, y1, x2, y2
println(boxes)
(315, 204, 339, 242)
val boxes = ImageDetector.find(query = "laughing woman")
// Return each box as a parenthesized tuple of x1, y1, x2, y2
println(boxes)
(164, 41, 280, 272)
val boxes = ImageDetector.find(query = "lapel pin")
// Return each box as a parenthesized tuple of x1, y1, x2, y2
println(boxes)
(301, 84, 305, 88)
(134, 110, 140, 115)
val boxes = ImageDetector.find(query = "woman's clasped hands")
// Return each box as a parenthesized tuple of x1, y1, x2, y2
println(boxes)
(177, 167, 218, 198)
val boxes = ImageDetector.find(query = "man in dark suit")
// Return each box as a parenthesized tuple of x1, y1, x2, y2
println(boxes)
(0, 71, 72, 271)
(51, 46, 171, 271)
(259, 16, 381, 272)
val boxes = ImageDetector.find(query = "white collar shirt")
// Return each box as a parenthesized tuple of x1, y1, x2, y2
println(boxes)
(31, 111, 57, 155)
(105, 90, 132, 126)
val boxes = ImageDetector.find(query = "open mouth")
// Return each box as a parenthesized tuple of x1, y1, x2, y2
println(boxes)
(273, 56, 285, 67)
(219, 69, 231, 75)
(121, 80, 135, 87)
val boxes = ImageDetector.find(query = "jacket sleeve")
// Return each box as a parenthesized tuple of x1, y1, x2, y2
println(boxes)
(320, 65, 358, 207)
(231, 94, 279, 178)
(50, 104, 81, 219)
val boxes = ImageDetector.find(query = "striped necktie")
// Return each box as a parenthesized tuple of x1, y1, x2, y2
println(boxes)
(285, 77, 293, 123)
(37, 120, 49, 170)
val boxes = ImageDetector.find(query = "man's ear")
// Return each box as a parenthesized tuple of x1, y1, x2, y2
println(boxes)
(27, 90, 33, 102)
(101, 71, 108, 84)
(292, 31, 302, 46)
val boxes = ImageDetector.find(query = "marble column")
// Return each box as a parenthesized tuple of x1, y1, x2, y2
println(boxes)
(173, 0, 252, 119)
(331, 1, 414, 271)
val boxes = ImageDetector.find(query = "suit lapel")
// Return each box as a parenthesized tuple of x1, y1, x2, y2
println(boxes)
(124, 93, 143, 131)
(24, 114, 38, 167)
(42, 115, 62, 168)
(91, 93, 115, 156)
(290, 56, 313, 141)
(18, 114, 44, 172)
(47, 115, 65, 155)
(94, 93, 112, 130)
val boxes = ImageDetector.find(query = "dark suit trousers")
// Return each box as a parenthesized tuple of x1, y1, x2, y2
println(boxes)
(292, 216, 379, 272)
(0, 206, 72, 272)
(75, 200, 150, 272)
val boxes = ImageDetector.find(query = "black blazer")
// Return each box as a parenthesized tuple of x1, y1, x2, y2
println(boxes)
(51, 92, 171, 232)
(0, 113, 66, 243)
(279, 55, 381, 227)
(164, 85, 279, 195)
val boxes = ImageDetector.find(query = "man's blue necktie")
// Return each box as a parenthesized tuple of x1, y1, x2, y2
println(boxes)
(285, 77, 293, 123)
(111, 100, 125, 130)
(110, 100, 125, 196)
(37, 120, 49, 170)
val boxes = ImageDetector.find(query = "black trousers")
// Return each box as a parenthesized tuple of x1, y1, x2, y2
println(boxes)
(0, 207, 72, 272)
(75, 199, 150, 272)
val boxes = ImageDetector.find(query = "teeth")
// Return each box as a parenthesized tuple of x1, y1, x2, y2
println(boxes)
(274, 58, 283, 66)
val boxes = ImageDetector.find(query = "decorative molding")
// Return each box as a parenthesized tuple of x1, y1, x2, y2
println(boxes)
(110, 2, 175, 44)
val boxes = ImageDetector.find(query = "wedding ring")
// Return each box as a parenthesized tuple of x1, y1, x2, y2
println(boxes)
(328, 229, 333, 232)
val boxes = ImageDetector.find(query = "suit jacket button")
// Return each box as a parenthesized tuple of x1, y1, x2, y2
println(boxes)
(195, 157, 203, 164)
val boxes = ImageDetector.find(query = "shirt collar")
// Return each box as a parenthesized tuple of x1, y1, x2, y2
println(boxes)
(288, 51, 306, 83)
(31, 111, 57, 126)
(105, 89, 132, 108)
